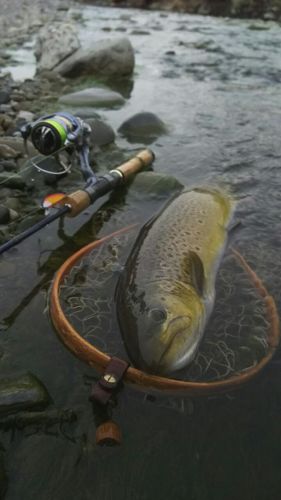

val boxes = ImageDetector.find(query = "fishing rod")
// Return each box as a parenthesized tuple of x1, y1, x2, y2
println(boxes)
(0, 112, 155, 256)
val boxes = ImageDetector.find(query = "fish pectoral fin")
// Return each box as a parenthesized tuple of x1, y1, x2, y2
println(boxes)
(188, 251, 205, 296)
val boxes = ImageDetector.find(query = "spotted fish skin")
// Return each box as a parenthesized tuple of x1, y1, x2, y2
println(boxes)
(116, 188, 235, 375)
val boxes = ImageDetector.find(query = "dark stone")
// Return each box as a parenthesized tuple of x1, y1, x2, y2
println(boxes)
(0, 91, 10, 105)
(1, 159, 17, 172)
(118, 112, 167, 143)
(0, 173, 25, 190)
(86, 118, 116, 146)
(0, 373, 50, 416)
(0, 206, 10, 224)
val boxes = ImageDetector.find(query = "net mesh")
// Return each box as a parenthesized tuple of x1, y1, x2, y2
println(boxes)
(56, 229, 273, 384)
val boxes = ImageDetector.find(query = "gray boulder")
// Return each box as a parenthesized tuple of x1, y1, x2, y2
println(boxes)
(86, 118, 115, 146)
(118, 112, 167, 143)
(55, 37, 135, 79)
(35, 22, 80, 72)
(59, 87, 125, 108)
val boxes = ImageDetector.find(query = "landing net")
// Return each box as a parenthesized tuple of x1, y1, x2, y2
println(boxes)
(50, 226, 279, 395)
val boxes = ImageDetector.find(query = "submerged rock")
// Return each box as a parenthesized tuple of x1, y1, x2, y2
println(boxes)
(35, 22, 81, 72)
(0, 373, 50, 416)
(55, 37, 135, 79)
(59, 87, 125, 108)
(86, 118, 115, 146)
(118, 112, 167, 142)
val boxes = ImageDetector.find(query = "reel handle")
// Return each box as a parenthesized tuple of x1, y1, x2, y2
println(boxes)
(62, 149, 154, 217)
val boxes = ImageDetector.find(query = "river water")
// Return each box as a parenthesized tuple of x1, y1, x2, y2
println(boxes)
(1, 5, 281, 499)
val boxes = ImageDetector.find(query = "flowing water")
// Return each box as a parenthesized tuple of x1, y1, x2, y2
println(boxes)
(1, 5, 281, 499)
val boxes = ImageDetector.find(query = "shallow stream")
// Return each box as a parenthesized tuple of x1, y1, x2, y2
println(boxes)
(1, 5, 281, 499)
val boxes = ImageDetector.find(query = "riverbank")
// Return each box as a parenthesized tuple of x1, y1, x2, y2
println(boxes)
(80, 0, 281, 21)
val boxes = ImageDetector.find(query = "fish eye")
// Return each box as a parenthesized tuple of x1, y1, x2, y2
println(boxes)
(149, 308, 167, 323)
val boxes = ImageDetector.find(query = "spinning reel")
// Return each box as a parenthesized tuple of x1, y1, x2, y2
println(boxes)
(20, 112, 96, 183)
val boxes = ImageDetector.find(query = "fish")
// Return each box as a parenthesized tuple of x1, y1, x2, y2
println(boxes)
(116, 187, 235, 376)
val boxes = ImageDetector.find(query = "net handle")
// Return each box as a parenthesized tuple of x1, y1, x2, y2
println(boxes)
(50, 232, 280, 396)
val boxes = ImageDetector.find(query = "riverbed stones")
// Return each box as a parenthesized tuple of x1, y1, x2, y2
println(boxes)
(0, 143, 19, 160)
(86, 118, 115, 146)
(59, 87, 125, 107)
(54, 37, 135, 79)
(118, 112, 167, 141)
(35, 22, 81, 72)
(0, 91, 10, 105)
(0, 373, 50, 416)
(0, 172, 25, 190)
(0, 137, 36, 157)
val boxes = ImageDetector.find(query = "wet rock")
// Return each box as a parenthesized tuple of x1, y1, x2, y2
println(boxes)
(0, 373, 50, 416)
(0, 104, 12, 114)
(35, 22, 81, 72)
(131, 29, 150, 35)
(86, 118, 115, 146)
(0, 91, 10, 105)
(4, 197, 21, 212)
(0, 206, 10, 224)
(118, 112, 167, 142)
(0, 115, 14, 133)
(55, 37, 135, 79)
(0, 144, 19, 160)
(17, 110, 35, 122)
(59, 87, 125, 108)
(1, 159, 17, 172)
(0, 137, 36, 157)
(0, 172, 25, 190)
(57, 1, 69, 10)
(130, 171, 184, 196)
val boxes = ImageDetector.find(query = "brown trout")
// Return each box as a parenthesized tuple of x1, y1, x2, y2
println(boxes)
(116, 188, 235, 375)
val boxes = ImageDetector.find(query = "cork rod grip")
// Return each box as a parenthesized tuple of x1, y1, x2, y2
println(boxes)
(63, 190, 91, 218)
(62, 149, 155, 217)
(114, 149, 154, 180)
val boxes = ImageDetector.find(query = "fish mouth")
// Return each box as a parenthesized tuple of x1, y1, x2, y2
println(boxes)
(147, 315, 199, 375)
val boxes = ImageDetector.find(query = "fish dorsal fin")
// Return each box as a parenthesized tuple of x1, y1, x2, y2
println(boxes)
(186, 250, 205, 295)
